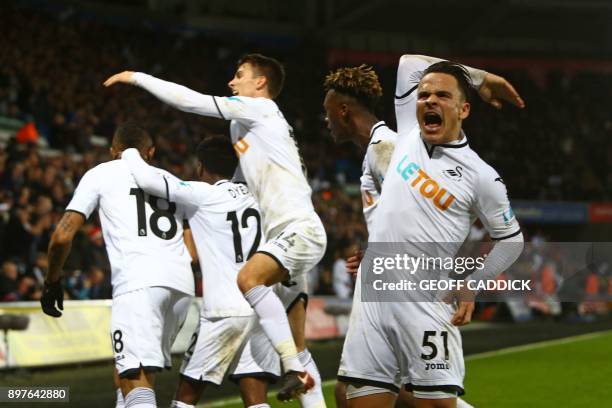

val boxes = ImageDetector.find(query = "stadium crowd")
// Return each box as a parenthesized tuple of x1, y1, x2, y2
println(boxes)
(1, 2, 610, 304)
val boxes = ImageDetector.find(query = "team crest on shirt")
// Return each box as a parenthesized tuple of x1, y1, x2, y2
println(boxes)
(442, 166, 463, 181)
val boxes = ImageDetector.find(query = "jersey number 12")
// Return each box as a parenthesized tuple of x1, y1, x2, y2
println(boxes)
(227, 208, 262, 263)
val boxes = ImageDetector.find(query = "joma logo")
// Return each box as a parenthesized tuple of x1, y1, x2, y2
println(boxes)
(425, 362, 450, 370)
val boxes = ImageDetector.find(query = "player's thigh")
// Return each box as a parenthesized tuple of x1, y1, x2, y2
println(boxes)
(237, 252, 289, 291)
(398, 302, 465, 399)
(414, 396, 457, 408)
(181, 315, 255, 385)
(111, 287, 167, 376)
(396, 389, 417, 408)
(335, 381, 348, 408)
(175, 375, 207, 405)
(346, 384, 397, 408)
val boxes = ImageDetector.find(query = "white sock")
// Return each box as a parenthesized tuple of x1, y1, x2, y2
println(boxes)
(297, 349, 326, 408)
(170, 401, 195, 408)
(124, 387, 156, 408)
(116, 388, 125, 408)
(457, 398, 475, 408)
(244, 285, 303, 373)
(247, 404, 271, 408)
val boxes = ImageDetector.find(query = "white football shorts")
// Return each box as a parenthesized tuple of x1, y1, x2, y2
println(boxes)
(257, 216, 327, 281)
(111, 286, 191, 377)
(338, 300, 465, 397)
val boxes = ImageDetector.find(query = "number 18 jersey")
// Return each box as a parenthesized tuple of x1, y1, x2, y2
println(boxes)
(66, 160, 194, 297)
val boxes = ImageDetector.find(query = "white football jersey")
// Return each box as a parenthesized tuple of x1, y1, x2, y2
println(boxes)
(131, 73, 319, 240)
(173, 180, 261, 318)
(370, 56, 520, 254)
(121, 148, 261, 318)
(361, 121, 397, 232)
(66, 160, 194, 297)
(217, 96, 317, 238)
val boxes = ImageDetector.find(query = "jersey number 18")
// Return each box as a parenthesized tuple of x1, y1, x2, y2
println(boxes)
(129, 188, 177, 240)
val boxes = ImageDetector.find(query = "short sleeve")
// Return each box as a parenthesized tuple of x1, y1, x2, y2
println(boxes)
(472, 170, 521, 240)
(66, 168, 100, 219)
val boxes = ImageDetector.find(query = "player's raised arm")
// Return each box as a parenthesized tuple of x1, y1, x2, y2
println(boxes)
(396, 55, 524, 117)
(122, 148, 208, 206)
(104, 71, 255, 122)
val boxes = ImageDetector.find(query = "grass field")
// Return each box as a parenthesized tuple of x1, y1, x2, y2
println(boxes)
(206, 330, 612, 408)
(3, 323, 612, 407)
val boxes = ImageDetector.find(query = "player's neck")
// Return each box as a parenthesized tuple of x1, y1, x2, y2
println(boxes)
(354, 113, 380, 149)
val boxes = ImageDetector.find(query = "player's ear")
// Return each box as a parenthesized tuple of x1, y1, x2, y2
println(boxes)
(255, 75, 267, 91)
(459, 101, 470, 120)
(340, 103, 349, 120)
(110, 146, 120, 160)
(147, 146, 156, 161)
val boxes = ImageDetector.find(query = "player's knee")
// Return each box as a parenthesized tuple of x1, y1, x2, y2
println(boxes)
(175, 376, 205, 405)
(237, 269, 259, 293)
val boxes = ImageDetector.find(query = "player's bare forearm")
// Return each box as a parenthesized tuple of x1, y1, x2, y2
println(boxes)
(47, 240, 71, 282)
(103, 71, 135, 87)
(479, 72, 525, 109)
(46, 211, 84, 282)
(183, 227, 198, 263)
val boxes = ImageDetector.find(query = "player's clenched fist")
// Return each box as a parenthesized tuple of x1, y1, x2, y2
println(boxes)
(103, 71, 135, 87)
(345, 250, 363, 276)
(40, 279, 64, 318)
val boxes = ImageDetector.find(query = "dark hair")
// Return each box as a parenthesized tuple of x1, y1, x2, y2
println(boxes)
(422, 61, 473, 103)
(112, 122, 153, 152)
(196, 135, 238, 178)
(324, 65, 383, 113)
(237, 53, 285, 98)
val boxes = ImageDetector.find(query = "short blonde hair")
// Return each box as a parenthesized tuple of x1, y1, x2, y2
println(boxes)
(324, 65, 383, 112)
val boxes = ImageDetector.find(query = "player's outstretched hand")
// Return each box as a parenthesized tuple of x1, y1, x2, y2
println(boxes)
(40, 279, 64, 318)
(103, 71, 135, 87)
(444, 287, 476, 326)
(346, 250, 364, 276)
(478, 73, 525, 110)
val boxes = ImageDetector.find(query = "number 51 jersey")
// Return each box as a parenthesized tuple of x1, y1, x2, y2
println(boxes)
(66, 160, 194, 298)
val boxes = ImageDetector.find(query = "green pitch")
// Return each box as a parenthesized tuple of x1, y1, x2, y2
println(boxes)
(3, 330, 611, 407)
(208, 330, 612, 407)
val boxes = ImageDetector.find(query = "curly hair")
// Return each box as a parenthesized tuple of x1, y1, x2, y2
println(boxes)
(324, 65, 383, 112)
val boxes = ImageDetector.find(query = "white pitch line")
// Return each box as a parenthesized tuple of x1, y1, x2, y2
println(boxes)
(465, 329, 612, 361)
(204, 329, 612, 407)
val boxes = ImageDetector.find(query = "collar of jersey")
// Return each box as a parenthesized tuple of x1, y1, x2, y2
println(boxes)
(421, 131, 469, 158)
(214, 179, 230, 186)
(369, 121, 387, 139)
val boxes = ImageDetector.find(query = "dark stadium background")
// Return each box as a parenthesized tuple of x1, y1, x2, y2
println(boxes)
(0, 0, 611, 407)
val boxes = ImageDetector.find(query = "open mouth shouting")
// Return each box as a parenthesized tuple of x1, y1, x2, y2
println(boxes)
(423, 111, 443, 133)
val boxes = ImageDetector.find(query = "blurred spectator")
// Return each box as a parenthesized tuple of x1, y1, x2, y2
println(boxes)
(333, 244, 357, 299)
(0, 260, 19, 300)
